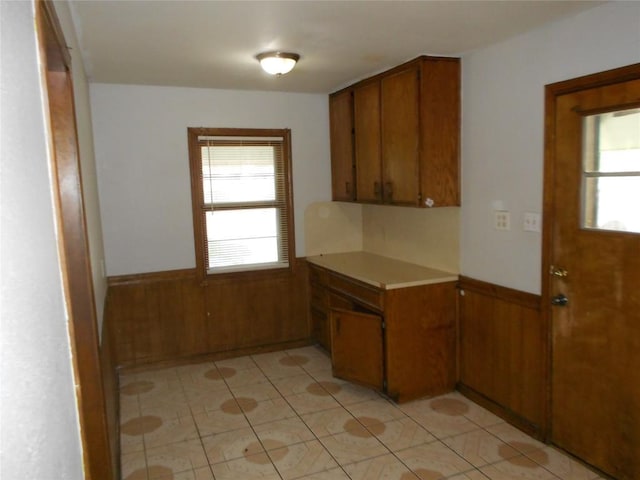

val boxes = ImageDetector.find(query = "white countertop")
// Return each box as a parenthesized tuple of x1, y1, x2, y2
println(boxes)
(306, 252, 458, 290)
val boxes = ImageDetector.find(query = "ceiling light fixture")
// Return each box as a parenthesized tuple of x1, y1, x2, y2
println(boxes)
(256, 51, 300, 76)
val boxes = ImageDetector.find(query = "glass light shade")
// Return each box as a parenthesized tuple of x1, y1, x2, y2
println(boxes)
(256, 52, 299, 75)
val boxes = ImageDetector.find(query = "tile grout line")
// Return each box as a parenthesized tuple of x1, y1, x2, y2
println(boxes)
(121, 348, 584, 480)
(298, 348, 474, 479)
(253, 349, 353, 479)
(295, 348, 400, 478)
(176, 360, 218, 480)
(298, 350, 441, 479)
(224, 355, 288, 480)
(128, 355, 474, 479)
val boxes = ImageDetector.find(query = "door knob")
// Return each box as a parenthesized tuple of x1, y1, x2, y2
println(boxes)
(550, 265, 569, 277)
(551, 294, 569, 306)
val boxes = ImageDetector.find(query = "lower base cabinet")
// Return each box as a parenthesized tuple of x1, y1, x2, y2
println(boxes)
(309, 264, 457, 402)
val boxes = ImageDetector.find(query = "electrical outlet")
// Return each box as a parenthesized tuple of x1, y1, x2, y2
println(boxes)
(494, 210, 510, 231)
(524, 212, 542, 232)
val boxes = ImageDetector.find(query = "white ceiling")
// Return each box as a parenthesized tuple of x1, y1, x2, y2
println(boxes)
(69, 0, 601, 94)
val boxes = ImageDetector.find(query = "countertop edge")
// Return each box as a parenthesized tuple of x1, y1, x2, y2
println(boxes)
(306, 253, 459, 290)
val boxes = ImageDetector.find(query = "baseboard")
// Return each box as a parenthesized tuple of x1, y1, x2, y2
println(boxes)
(119, 338, 315, 374)
(100, 308, 121, 480)
(457, 383, 544, 441)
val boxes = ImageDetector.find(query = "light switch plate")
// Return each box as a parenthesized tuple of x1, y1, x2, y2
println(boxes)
(494, 210, 510, 231)
(524, 212, 542, 232)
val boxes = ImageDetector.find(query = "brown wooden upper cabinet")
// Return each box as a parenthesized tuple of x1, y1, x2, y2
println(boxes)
(329, 56, 460, 207)
(329, 89, 356, 201)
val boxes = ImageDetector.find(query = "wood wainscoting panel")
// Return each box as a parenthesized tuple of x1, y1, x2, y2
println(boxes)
(100, 307, 120, 479)
(457, 276, 546, 439)
(106, 262, 311, 367)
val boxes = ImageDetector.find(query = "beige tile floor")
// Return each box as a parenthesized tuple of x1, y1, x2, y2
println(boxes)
(119, 346, 605, 480)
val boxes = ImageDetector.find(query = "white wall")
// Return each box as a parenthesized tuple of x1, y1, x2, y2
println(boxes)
(461, 1, 640, 294)
(0, 1, 84, 478)
(54, 0, 108, 333)
(91, 84, 330, 276)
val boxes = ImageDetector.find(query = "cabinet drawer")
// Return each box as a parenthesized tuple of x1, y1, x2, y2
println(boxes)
(328, 291, 354, 310)
(309, 265, 328, 285)
(328, 273, 383, 311)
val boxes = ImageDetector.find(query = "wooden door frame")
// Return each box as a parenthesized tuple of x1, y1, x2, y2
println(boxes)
(541, 62, 640, 438)
(36, 1, 114, 478)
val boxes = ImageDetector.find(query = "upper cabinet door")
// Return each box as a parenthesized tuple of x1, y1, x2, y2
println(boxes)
(354, 81, 382, 203)
(329, 90, 355, 201)
(419, 58, 461, 207)
(328, 56, 460, 208)
(381, 68, 420, 206)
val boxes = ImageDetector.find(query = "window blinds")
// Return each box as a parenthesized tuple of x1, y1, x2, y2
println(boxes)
(197, 135, 289, 273)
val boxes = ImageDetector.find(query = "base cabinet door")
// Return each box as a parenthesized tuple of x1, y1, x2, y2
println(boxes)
(330, 308, 384, 390)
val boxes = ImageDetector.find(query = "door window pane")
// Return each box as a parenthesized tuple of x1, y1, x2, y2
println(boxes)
(582, 107, 640, 233)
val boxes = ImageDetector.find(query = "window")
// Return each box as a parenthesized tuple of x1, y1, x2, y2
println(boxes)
(581, 107, 640, 233)
(187, 128, 295, 275)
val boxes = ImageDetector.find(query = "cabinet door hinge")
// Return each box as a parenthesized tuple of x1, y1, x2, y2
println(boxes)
(381, 320, 386, 329)
(383, 379, 388, 391)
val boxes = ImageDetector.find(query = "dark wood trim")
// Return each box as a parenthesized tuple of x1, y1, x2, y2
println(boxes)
(330, 55, 460, 97)
(40, 0, 71, 68)
(36, 2, 114, 478)
(457, 384, 543, 440)
(457, 276, 546, 439)
(542, 73, 559, 441)
(108, 268, 197, 286)
(282, 128, 297, 266)
(107, 260, 311, 367)
(107, 264, 304, 287)
(542, 62, 640, 445)
(120, 338, 313, 374)
(544, 63, 640, 98)
(186, 127, 297, 281)
(458, 275, 541, 310)
(187, 128, 208, 281)
(100, 311, 120, 479)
